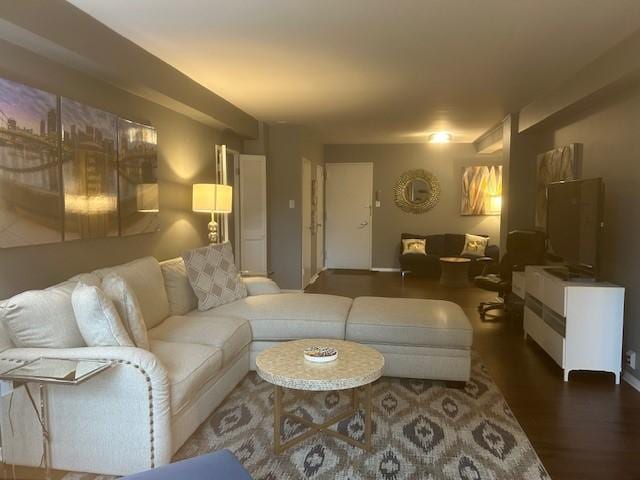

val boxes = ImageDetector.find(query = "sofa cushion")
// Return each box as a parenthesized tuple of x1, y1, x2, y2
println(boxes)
(93, 257, 170, 329)
(182, 242, 247, 311)
(346, 297, 473, 349)
(149, 315, 251, 366)
(150, 340, 223, 414)
(444, 233, 466, 257)
(0, 317, 14, 353)
(242, 276, 281, 296)
(71, 283, 134, 347)
(102, 274, 150, 350)
(160, 258, 198, 316)
(0, 280, 85, 348)
(194, 293, 352, 341)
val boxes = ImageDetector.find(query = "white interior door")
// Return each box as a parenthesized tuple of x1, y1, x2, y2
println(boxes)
(302, 158, 312, 287)
(325, 163, 372, 269)
(239, 154, 267, 275)
(316, 165, 325, 274)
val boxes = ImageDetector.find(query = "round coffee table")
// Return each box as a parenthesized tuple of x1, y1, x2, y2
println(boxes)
(439, 256, 472, 287)
(256, 339, 384, 454)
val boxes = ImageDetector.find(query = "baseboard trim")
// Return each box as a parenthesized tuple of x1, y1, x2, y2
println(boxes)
(623, 370, 640, 392)
(281, 289, 304, 293)
(371, 268, 401, 272)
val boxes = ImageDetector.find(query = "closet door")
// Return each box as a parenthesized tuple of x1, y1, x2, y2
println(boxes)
(239, 154, 267, 274)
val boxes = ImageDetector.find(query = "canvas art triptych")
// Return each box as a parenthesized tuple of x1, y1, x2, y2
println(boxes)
(0, 77, 158, 249)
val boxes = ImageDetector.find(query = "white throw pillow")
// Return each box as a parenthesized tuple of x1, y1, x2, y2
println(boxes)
(71, 283, 134, 347)
(461, 234, 489, 257)
(160, 257, 198, 315)
(102, 274, 150, 350)
(93, 257, 169, 330)
(402, 238, 427, 255)
(182, 242, 248, 311)
(0, 281, 85, 348)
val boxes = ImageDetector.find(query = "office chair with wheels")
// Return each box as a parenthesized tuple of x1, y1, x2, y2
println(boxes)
(474, 230, 546, 321)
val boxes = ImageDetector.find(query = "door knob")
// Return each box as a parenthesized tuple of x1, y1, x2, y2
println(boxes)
(357, 221, 369, 229)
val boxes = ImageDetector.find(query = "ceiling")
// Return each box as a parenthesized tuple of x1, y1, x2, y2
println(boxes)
(67, 0, 640, 143)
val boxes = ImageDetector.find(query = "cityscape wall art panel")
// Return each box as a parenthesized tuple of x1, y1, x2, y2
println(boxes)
(460, 165, 502, 216)
(61, 97, 118, 240)
(0, 78, 63, 248)
(118, 118, 159, 236)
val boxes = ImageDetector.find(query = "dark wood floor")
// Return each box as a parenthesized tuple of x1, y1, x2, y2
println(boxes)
(306, 269, 640, 480)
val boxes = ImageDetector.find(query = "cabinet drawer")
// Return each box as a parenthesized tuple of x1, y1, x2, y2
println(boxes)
(525, 269, 543, 300)
(524, 307, 565, 368)
(543, 275, 566, 316)
(524, 307, 544, 345)
(545, 324, 565, 367)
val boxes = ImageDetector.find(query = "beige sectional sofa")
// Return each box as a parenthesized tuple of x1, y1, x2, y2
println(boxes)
(0, 255, 472, 476)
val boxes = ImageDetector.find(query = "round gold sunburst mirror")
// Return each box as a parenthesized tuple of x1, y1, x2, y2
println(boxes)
(394, 169, 441, 214)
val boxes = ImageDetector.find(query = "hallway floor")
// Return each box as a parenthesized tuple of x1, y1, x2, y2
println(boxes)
(306, 269, 640, 480)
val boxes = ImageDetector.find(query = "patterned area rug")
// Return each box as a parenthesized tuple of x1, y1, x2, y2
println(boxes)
(174, 354, 549, 480)
(64, 354, 549, 480)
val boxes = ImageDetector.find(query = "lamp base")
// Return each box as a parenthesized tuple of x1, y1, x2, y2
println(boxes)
(208, 218, 218, 244)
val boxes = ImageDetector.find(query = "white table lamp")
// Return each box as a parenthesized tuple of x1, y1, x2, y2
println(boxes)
(192, 183, 232, 243)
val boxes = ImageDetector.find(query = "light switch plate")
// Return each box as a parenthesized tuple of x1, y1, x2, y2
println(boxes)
(289, 200, 295, 209)
(375, 201, 381, 207)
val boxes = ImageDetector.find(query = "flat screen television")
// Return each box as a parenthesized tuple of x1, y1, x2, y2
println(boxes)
(546, 178, 604, 280)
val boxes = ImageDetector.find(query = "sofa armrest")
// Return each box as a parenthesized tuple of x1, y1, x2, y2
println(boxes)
(0, 346, 172, 476)
(242, 276, 281, 296)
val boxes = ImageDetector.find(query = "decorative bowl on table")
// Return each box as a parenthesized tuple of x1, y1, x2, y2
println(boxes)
(303, 346, 338, 363)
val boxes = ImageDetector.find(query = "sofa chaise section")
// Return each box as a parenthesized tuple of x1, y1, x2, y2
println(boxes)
(346, 297, 473, 381)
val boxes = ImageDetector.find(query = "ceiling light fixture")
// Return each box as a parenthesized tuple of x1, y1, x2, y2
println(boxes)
(429, 132, 452, 143)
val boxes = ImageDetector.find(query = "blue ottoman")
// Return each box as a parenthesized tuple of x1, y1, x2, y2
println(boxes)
(122, 450, 253, 480)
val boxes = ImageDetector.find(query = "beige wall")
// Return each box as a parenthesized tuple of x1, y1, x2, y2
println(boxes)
(324, 143, 502, 269)
(0, 40, 243, 298)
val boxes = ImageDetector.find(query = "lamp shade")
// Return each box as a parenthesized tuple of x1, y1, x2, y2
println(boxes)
(136, 183, 159, 212)
(192, 184, 233, 213)
(488, 194, 502, 214)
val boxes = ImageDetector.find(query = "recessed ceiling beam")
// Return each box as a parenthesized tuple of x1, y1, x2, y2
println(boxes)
(0, 0, 258, 138)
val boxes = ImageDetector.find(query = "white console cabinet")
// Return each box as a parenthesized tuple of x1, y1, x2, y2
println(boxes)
(523, 266, 625, 383)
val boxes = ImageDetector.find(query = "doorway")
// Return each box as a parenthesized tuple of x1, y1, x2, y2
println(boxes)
(325, 162, 373, 269)
(302, 158, 313, 287)
(237, 154, 268, 275)
(315, 164, 325, 274)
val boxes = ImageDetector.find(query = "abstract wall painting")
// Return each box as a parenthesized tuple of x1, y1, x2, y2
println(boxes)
(0, 78, 62, 248)
(460, 165, 503, 216)
(61, 97, 119, 240)
(118, 119, 159, 236)
(535, 144, 580, 229)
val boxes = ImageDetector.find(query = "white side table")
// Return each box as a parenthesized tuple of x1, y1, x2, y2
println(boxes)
(0, 357, 112, 479)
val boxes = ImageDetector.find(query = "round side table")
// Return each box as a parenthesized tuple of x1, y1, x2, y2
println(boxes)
(256, 339, 384, 454)
(439, 256, 472, 287)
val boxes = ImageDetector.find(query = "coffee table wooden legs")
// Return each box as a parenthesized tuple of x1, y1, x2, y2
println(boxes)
(273, 383, 373, 454)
